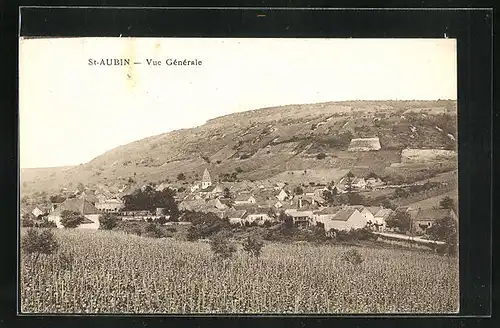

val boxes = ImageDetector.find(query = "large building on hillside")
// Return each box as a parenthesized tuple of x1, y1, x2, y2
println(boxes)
(348, 137, 381, 151)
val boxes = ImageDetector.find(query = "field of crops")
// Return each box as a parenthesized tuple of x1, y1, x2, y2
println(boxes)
(20, 229, 459, 314)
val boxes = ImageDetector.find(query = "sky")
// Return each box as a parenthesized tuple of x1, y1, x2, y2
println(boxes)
(19, 38, 457, 168)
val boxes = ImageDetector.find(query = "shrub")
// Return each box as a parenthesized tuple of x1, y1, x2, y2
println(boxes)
(38, 218, 57, 228)
(21, 229, 59, 266)
(144, 223, 165, 238)
(157, 216, 167, 225)
(242, 237, 264, 258)
(209, 232, 236, 259)
(316, 153, 326, 160)
(341, 249, 364, 265)
(99, 213, 119, 230)
(21, 216, 35, 227)
(60, 210, 84, 228)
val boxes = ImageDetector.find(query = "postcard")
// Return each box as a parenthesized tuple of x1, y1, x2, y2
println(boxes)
(19, 37, 459, 314)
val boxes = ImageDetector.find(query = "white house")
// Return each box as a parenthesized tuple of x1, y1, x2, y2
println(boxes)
(47, 198, 101, 229)
(285, 209, 314, 228)
(31, 207, 44, 218)
(373, 208, 393, 231)
(234, 194, 257, 205)
(312, 207, 341, 226)
(95, 198, 125, 213)
(225, 209, 247, 225)
(351, 177, 367, 190)
(243, 208, 275, 226)
(276, 189, 290, 201)
(366, 177, 384, 188)
(321, 208, 367, 232)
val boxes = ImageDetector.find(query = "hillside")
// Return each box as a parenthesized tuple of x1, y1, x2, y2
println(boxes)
(21, 100, 457, 197)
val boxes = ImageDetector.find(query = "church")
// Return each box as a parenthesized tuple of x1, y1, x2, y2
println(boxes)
(190, 168, 223, 198)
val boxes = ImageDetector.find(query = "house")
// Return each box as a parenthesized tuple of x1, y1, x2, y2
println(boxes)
(273, 200, 284, 209)
(324, 208, 367, 232)
(190, 181, 202, 192)
(351, 205, 377, 224)
(224, 209, 247, 225)
(351, 177, 367, 190)
(234, 193, 257, 205)
(276, 189, 290, 201)
(347, 137, 381, 151)
(284, 209, 314, 228)
(79, 191, 98, 205)
(366, 177, 384, 188)
(303, 186, 316, 196)
(179, 199, 209, 212)
(31, 207, 44, 218)
(413, 208, 457, 233)
(312, 206, 341, 227)
(95, 198, 125, 213)
(47, 198, 101, 229)
(198, 185, 216, 198)
(214, 198, 232, 210)
(292, 195, 313, 209)
(121, 210, 151, 216)
(373, 208, 392, 227)
(201, 168, 212, 189)
(274, 182, 286, 191)
(243, 207, 275, 226)
(313, 187, 329, 198)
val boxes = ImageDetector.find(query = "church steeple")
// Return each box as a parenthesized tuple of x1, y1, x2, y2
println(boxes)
(202, 168, 212, 189)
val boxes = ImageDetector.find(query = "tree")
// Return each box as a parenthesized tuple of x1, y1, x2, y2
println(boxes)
(122, 187, 179, 218)
(386, 211, 412, 233)
(316, 153, 326, 160)
(235, 167, 243, 174)
(223, 187, 232, 199)
(157, 216, 167, 225)
(209, 231, 236, 259)
(49, 194, 67, 204)
(21, 229, 59, 266)
(177, 173, 186, 181)
(345, 171, 355, 193)
(439, 196, 455, 210)
(427, 216, 458, 255)
(242, 236, 264, 258)
(38, 217, 57, 228)
(393, 187, 409, 198)
(293, 186, 304, 195)
(77, 182, 85, 193)
(60, 210, 84, 228)
(381, 198, 397, 210)
(99, 213, 119, 230)
(347, 192, 364, 205)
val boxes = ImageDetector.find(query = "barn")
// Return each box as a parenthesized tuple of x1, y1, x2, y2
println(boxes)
(47, 198, 101, 229)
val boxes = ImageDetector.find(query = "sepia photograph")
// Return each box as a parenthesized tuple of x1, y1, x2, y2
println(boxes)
(19, 37, 459, 314)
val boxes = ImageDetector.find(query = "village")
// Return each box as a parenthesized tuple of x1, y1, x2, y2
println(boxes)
(22, 157, 457, 243)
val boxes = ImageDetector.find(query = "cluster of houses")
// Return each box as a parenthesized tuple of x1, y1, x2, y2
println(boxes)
(23, 168, 456, 235)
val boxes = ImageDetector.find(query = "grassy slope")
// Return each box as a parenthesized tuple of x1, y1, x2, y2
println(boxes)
(21, 100, 457, 197)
